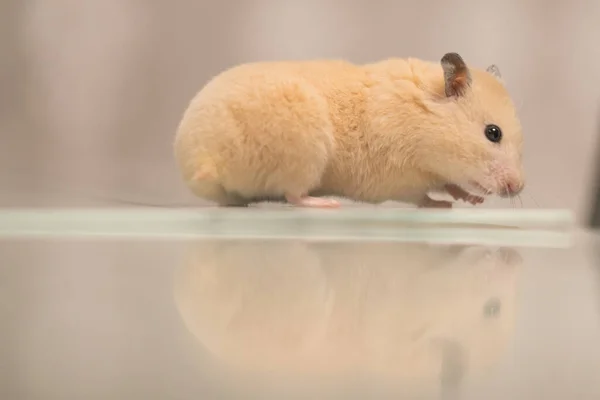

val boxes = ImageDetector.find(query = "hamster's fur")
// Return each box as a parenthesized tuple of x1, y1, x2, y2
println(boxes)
(174, 53, 524, 208)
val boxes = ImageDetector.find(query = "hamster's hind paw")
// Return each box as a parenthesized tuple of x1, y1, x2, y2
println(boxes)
(285, 195, 341, 209)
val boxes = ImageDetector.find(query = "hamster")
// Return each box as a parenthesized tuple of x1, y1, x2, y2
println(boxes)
(173, 52, 524, 209)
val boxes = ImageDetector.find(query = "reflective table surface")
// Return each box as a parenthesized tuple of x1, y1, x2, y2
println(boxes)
(1, 208, 599, 400)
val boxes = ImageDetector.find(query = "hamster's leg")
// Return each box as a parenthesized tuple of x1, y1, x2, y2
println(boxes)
(223, 145, 338, 208)
(277, 148, 339, 208)
(219, 79, 339, 209)
(419, 195, 453, 208)
(445, 184, 484, 205)
(189, 173, 249, 207)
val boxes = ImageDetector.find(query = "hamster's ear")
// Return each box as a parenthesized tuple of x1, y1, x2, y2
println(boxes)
(441, 52, 472, 97)
(486, 64, 503, 81)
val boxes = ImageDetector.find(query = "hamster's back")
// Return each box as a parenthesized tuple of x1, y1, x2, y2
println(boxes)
(174, 60, 367, 207)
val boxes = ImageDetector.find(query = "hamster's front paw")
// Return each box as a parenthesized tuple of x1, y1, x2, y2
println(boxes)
(445, 184, 484, 205)
(418, 195, 453, 209)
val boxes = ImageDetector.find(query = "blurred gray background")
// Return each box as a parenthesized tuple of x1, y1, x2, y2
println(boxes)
(1, 0, 600, 221)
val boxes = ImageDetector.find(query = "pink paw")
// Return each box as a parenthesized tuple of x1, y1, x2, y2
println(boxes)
(445, 184, 485, 205)
(465, 194, 485, 205)
(419, 196, 453, 209)
(285, 195, 341, 209)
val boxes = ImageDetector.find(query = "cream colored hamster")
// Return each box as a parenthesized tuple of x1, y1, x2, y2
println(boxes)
(174, 52, 524, 208)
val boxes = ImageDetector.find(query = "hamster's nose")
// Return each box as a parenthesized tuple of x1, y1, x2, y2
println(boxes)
(499, 179, 524, 198)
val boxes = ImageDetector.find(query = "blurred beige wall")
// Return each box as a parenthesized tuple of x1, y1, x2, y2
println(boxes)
(1, 0, 600, 221)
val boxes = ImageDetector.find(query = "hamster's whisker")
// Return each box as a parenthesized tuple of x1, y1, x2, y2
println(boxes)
(517, 194, 524, 208)
(522, 191, 541, 208)
(504, 182, 515, 210)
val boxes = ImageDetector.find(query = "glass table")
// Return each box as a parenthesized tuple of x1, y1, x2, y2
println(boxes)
(1, 207, 599, 400)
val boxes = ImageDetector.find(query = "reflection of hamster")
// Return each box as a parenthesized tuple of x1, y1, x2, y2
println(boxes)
(174, 53, 524, 209)
(173, 240, 521, 394)
(173, 240, 334, 369)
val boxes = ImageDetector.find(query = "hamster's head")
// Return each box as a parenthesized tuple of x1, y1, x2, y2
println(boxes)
(422, 53, 524, 199)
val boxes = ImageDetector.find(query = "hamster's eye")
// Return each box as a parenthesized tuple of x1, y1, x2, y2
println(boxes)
(483, 298, 501, 318)
(484, 124, 502, 143)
